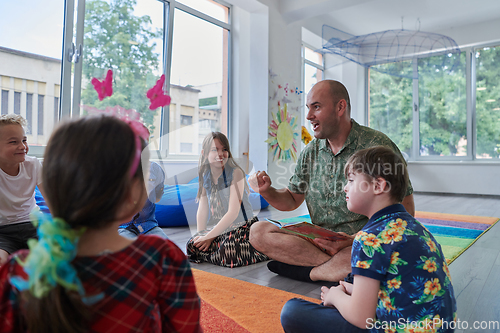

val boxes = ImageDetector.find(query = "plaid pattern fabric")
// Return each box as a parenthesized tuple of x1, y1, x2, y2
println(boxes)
(0, 235, 201, 333)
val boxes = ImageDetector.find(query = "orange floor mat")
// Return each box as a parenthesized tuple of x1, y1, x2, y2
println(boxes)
(193, 269, 321, 333)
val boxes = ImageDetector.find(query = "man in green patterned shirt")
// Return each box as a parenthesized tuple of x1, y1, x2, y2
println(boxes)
(249, 80, 414, 282)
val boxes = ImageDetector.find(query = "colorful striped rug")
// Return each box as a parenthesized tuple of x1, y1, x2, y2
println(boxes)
(193, 212, 499, 332)
(276, 211, 499, 264)
(414, 211, 499, 264)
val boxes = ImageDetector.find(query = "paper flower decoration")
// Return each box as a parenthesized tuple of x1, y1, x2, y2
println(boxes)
(147, 75, 171, 110)
(301, 126, 313, 145)
(266, 103, 299, 161)
(91, 69, 113, 101)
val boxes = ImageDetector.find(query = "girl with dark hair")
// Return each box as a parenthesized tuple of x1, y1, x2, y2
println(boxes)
(186, 132, 268, 268)
(0, 115, 201, 333)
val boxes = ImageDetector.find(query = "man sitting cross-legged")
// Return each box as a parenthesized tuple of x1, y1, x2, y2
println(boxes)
(248, 80, 414, 283)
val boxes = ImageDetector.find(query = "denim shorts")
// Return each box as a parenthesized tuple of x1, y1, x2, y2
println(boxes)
(0, 222, 38, 254)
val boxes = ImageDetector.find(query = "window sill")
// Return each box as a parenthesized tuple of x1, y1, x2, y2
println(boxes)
(408, 160, 500, 165)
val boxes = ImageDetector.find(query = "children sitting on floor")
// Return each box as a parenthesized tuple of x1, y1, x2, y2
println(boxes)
(280, 146, 456, 333)
(0, 114, 43, 267)
(0, 115, 201, 332)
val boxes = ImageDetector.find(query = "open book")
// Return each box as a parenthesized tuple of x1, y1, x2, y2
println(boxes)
(266, 218, 348, 241)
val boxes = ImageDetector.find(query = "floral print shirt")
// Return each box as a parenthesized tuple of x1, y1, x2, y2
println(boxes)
(351, 204, 456, 333)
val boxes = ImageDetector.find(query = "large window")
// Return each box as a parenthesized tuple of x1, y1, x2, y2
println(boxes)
(80, 0, 164, 129)
(0, 0, 63, 152)
(369, 47, 497, 161)
(79, 0, 230, 159)
(369, 61, 413, 158)
(475, 46, 500, 159)
(302, 44, 324, 133)
(168, 3, 229, 156)
(418, 53, 466, 157)
(0, 0, 230, 160)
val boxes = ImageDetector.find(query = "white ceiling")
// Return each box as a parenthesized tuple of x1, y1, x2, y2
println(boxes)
(277, 0, 500, 38)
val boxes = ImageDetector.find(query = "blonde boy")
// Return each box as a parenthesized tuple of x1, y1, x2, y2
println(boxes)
(0, 114, 43, 265)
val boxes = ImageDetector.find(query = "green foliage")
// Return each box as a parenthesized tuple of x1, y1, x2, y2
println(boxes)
(417, 53, 467, 156)
(369, 61, 413, 155)
(476, 47, 500, 158)
(369, 53, 472, 157)
(199, 96, 217, 107)
(81, 0, 162, 131)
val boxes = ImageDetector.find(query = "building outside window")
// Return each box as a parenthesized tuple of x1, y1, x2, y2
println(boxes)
(1, 90, 8, 115)
(14, 91, 21, 115)
(26, 93, 33, 135)
(38, 95, 44, 135)
(181, 115, 193, 126)
(0, 0, 231, 159)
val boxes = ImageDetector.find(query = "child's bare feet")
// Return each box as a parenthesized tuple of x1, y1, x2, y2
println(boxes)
(320, 286, 336, 306)
(340, 280, 353, 295)
(321, 283, 347, 307)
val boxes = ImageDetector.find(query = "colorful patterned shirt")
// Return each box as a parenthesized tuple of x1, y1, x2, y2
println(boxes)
(0, 235, 201, 333)
(351, 204, 456, 333)
(289, 120, 413, 234)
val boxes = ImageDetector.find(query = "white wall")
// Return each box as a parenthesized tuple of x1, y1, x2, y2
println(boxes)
(264, 0, 303, 188)
(228, 0, 304, 186)
(227, 0, 269, 176)
(408, 162, 500, 196)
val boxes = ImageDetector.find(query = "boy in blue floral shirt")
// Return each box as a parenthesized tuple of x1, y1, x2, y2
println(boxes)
(281, 146, 456, 333)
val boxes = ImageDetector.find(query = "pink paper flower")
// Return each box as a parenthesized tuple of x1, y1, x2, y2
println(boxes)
(91, 70, 113, 101)
(147, 75, 171, 110)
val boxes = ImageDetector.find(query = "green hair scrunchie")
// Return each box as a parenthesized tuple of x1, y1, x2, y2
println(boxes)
(10, 211, 103, 305)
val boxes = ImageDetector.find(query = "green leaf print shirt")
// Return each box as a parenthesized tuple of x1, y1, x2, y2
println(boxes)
(288, 120, 413, 234)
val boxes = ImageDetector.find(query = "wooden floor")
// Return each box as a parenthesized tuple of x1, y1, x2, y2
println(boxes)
(166, 193, 500, 333)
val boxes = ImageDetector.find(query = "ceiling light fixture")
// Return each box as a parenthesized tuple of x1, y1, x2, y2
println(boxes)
(318, 24, 461, 79)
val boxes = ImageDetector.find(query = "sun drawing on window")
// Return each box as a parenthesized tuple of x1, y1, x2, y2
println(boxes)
(266, 103, 299, 161)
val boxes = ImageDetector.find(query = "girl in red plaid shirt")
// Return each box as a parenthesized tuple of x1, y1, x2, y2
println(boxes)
(0, 116, 201, 333)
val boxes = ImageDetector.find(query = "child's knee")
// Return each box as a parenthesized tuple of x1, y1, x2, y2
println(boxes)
(280, 298, 305, 328)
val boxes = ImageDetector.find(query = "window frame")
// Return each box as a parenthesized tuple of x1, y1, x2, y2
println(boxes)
(159, 0, 232, 161)
(301, 42, 324, 133)
(24, 0, 232, 160)
(366, 41, 500, 163)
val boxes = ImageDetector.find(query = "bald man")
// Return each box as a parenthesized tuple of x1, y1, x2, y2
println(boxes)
(249, 80, 414, 282)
